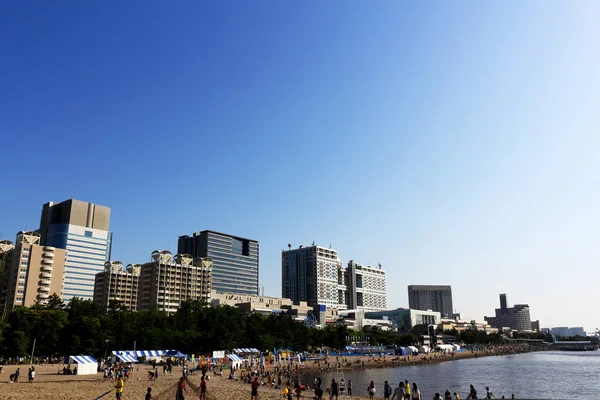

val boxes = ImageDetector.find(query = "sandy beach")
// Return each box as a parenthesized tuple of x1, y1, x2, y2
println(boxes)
(0, 348, 532, 399)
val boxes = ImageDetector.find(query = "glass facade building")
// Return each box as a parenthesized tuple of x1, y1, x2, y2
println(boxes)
(408, 285, 454, 318)
(177, 230, 258, 295)
(39, 199, 112, 301)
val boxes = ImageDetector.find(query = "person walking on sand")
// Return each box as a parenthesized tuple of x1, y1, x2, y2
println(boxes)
(347, 380, 353, 396)
(114, 376, 124, 399)
(411, 383, 421, 400)
(367, 380, 376, 400)
(198, 376, 207, 400)
(145, 387, 153, 400)
(251, 377, 260, 400)
(176, 377, 187, 400)
(330, 379, 339, 400)
(391, 383, 405, 400)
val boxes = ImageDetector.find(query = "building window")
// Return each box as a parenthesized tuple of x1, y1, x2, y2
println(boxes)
(84, 231, 93, 238)
(17, 290, 23, 294)
(16, 297, 23, 301)
(18, 283, 24, 287)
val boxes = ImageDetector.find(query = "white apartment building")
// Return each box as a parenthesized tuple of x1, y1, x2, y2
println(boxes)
(345, 260, 387, 312)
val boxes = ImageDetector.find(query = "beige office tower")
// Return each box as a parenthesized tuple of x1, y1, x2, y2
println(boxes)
(137, 251, 212, 313)
(93, 261, 140, 310)
(0, 231, 67, 310)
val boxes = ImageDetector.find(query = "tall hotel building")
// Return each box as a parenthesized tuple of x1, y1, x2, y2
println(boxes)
(0, 231, 67, 309)
(345, 260, 387, 312)
(177, 231, 259, 295)
(282, 245, 346, 309)
(137, 251, 213, 313)
(39, 199, 112, 301)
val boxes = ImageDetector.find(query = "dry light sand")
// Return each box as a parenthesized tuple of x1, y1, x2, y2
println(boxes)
(0, 351, 496, 400)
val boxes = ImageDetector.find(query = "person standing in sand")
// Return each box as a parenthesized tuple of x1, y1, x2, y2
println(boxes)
(251, 377, 260, 400)
(114, 376, 124, 399)
(198, 376, 207, 400)
(176, 377, 187, 400)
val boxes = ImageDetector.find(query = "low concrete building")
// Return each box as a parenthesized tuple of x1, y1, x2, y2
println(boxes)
(211, 290, 312, 319)
(364, 308, 441, 332)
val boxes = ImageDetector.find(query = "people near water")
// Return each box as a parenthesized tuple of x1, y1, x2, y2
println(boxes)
(411, 383, 421, 400)
(114, 375, 124, 399)
(367, 380, 376, 399)
(347, 379, 353, 396)
(176, 376, 187, 400)
(454, 392, 462, 400)
(468, 385, 477, 399)
(485, 387, 495, 399)
(329, 378, 339, 400)
(444, 389, 451, 400)
(145, 387, 153, 400)
(251, 376, 260, 400)
(404, 380, 411, 400)
(434, 394, 442, 400)
(384, 381, 392, 400)
(391, 382, 405, 400)
(339, 378, 345, 394)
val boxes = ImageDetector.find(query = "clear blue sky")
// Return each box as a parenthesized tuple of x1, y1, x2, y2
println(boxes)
(1, 2, 599, 332)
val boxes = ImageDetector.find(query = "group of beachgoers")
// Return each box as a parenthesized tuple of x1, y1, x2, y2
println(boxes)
(4, 366, 36, 383)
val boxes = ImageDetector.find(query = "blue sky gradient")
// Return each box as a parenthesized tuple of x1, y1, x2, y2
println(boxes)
(1, 2, 599, 331)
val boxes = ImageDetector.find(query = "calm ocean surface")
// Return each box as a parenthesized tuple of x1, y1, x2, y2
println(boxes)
(298, 351, 600, 399)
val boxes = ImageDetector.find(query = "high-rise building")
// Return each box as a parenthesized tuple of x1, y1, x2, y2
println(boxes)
(137, 251, 212, 313)
(177, 231, 258, 295)
(407, 285, 454, 317)
(0, 231, 67, 310)
(345, 260, 387, 312)
(39, 199, 112, 301)
(93, 261, 140, 310)
(281, 245, 346, 309)
(485, 293, 532, 332)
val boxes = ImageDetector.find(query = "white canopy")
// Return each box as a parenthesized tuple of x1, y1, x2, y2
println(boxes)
(67, 355, 97, 375)
(406, 346, 419, 353)
(452, 344, 461, 351)
(436, 344, 454, 351)
(418, 346, 430, 354)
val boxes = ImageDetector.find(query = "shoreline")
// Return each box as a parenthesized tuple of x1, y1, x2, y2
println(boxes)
(282, 346, 545, 375)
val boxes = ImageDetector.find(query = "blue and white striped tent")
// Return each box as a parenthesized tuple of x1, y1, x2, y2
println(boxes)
(227, 353, 243, 368)
(66, 355, 98, 375)
(113, 350, 168, 357)
(115, 353, 138, 363)
(233, 348, 260, 354)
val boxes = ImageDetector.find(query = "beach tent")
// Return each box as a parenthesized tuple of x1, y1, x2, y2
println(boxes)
(452, 344, 461, 351)
(227, 353, 243, 369)
(233, 348, 260, 354)
(66, 355, 97, 375)
(418, 346, 430, 354)
(165, 350, 187, 358)
(406, 346, 419, 354)
(113, 353, 138, 363)
(113, 350, 167, 357)
(436, 344, 454, 352)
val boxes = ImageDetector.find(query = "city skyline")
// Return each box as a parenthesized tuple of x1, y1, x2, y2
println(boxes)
(1, 2, 599, 331)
